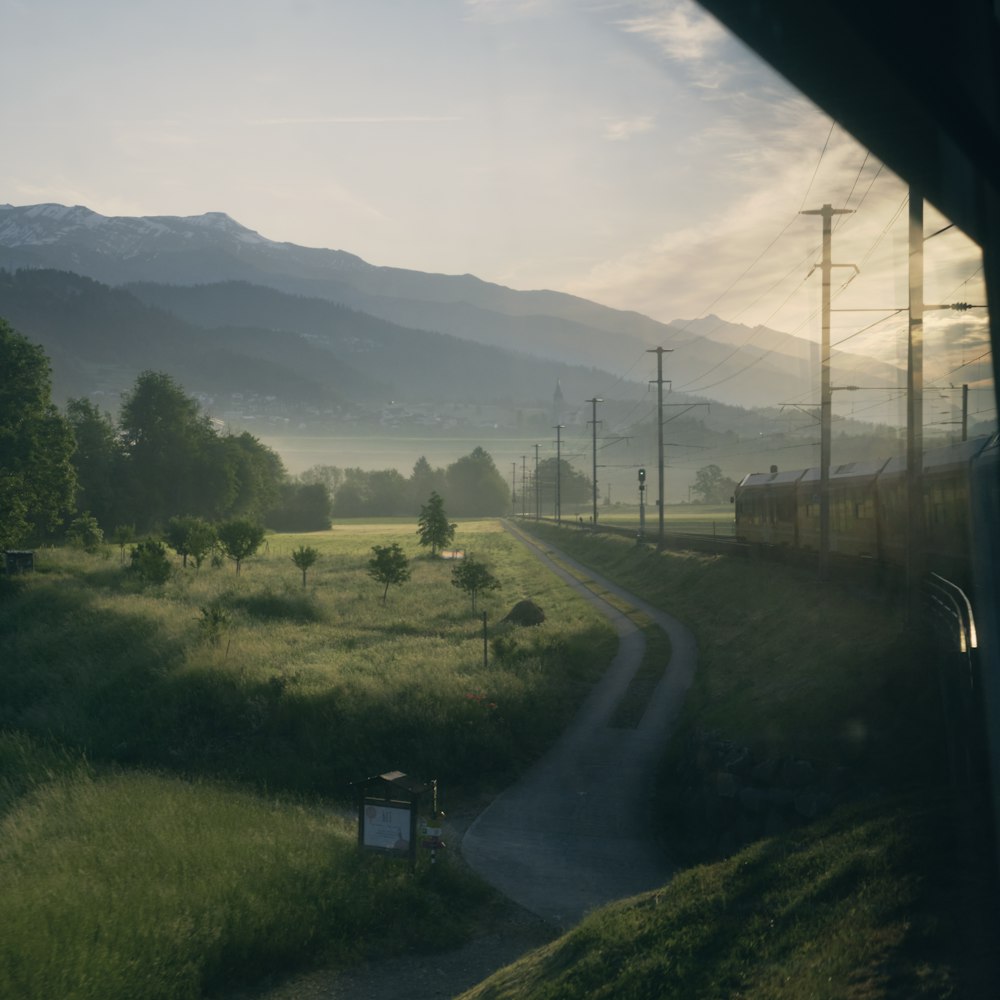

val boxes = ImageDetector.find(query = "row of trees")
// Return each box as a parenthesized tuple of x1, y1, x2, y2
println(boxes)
(66, 372, 304, 534)
(303, 454, 594, 520)
(303, 448, 513, 520)
(0, 317, 326, 547)
(0, 319, 534, 550)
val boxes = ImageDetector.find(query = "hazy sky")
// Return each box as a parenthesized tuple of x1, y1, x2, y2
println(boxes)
(2, 0, 991, 417)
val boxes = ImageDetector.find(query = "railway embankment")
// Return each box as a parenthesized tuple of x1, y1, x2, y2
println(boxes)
(463, 521, 1000, 999)
(668, 729, 849, 859)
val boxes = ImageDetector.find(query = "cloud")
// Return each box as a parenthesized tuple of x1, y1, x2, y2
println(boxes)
(602, 115, 655, 141)
(616, 1, 726, 65)
(248, 116, 462, 126)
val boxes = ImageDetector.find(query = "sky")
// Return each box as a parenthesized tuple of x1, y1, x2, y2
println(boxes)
(1, 0, 992, 426)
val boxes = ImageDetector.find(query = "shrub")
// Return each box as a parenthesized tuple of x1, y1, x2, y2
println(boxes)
(66, 513, 104, 553)
(128, 539, 172, 584)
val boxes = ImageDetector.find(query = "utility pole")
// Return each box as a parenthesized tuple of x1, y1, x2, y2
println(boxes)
(648, 348, 673, 548)
(587, 397, 603, 528)
(533, 444, 540, 520)
(554, 425, 564, 524)
(801, 203, 853, 579)
(521, 455, 527, 518)
(906, 189, 924, 611)
(638, 467, 647, 540)
(511, 462, 517, 517)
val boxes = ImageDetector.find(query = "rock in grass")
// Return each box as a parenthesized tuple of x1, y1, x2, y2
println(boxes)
(501, 599, 546, 626)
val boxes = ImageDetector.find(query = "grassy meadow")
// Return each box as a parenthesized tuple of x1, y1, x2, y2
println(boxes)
(0, 519, 617, 999)
(521, 523, 919, 771)
(3, 517, 995, 998)
(454, 523, 996, 999)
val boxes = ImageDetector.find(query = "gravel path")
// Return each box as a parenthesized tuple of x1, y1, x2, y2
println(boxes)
(226, 524, 696, 999)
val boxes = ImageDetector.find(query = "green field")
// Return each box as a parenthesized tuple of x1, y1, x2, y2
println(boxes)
(2, 518, 994, 998)
(455, 524, 997, 999)
(0, 520, 616, 1000)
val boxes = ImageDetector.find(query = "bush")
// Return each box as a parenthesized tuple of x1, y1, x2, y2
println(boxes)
(128, 540, 172, 584)
(66, 513, 104, 553)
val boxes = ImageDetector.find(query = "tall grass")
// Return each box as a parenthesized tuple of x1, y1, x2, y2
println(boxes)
(1, 758, 489, 1000)
(460, 797, 952, 1000)
(459, 523, 992, 998)
(522, 523, 927, 776)
(1, 522, 616, 796)
(0, 519, 617, 998)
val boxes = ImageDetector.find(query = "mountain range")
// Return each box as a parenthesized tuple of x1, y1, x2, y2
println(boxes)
(0, 203, 905, 415)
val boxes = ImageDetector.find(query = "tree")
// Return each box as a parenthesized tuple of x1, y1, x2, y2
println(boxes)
(298, 464, 345, 495)
(367, 543, 411, 605)
(118, 371, 231, 529)
(128, 539, 172, 584)
(535, 457, 593, 512)
(367, 469, 409, 515)
(451, 556, 501, 614)
(445, 447, 509, 516)
(66, 512, 104, 552)
(330, 468, 410, 518)
(65, 397, 123, 530)
(217, 518, 265, 575)
(185, 519, 217, 569)
(692, 464, 739, 504)
(331, 475, 369, 518)
(117, 372, 287, 530)
(291, 545, 319, 587)
(0, 319, 77, 548)
(113, 524, 136, 564)
(220, 431, 285, 520)
(165, 516, 216, 568)
(417, 491, 456, 556)
(166, 515, 195, 568)
(408, 456, 447, 509)
(267, 482, 331, 532)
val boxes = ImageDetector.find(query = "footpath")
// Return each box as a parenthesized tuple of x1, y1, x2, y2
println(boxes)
(462, 522, 697, 929)
(231, 524, 696, 999)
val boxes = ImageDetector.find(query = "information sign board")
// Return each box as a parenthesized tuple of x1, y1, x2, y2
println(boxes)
(362, 804, 413, 853)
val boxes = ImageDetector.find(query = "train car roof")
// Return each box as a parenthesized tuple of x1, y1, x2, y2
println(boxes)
(737, 469, 807, 488)
(924, 436, 992, 471)
(878, 435, 992, 477)
(799, 458, 890, 485)
(742, 438, 995, 488)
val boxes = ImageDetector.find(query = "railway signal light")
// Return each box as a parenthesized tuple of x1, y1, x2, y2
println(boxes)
(638, 467, 646, 484)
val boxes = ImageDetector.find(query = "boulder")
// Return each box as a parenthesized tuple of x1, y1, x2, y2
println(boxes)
(500, 599, 546, 626)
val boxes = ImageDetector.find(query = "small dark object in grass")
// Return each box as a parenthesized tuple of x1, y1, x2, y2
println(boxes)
(501, 600, 546, 626)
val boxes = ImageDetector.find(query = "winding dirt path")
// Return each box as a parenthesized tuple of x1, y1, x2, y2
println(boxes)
(461, 523, 697, 929)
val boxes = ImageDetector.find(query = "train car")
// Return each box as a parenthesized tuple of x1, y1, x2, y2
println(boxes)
(922, 438, 990, 579)
(873, 437, 990, 578)
(872, 454, 908, 567)
(735, 436, 992, 574)
(734, 467, 805, 545)
(795, 459, 889, 558)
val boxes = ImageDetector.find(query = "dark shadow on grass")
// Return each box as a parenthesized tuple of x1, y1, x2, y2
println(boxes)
(218, 587, 325, 624)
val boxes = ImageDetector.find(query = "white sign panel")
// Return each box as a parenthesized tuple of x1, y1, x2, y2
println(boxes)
(363, 804, 411, 852)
